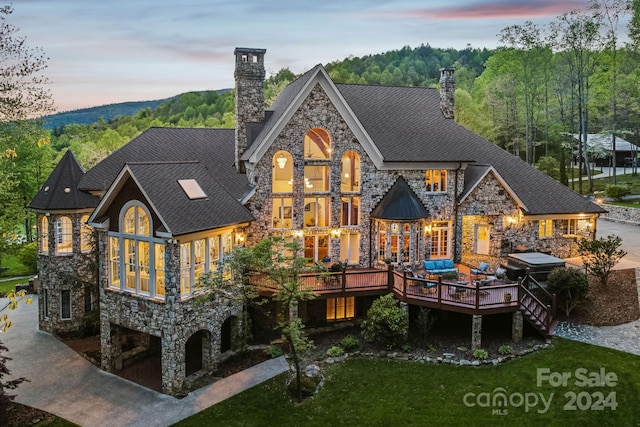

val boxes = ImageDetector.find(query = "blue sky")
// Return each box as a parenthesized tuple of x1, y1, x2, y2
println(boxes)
(14, 0, 591, 112)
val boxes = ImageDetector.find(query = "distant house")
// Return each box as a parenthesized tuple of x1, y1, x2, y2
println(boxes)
(30, 48, 606, 394)
(573, 133, 639, 167)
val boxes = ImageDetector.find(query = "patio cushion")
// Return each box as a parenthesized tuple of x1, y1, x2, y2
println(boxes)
(444, 259, 454, 269)
(423, 260, 436, 270)
(478, 261, 489, 272)
(434, 260, 445, 269)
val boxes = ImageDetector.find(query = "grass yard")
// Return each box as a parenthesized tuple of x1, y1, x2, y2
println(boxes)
(175, 338, 640, 426)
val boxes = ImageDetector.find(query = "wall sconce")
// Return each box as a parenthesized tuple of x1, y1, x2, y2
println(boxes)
(586, 221, 593, 228)
(236, 232, 246, 244)
(331, 228, 341, 238)
(424, 225, 432, 234)
(294, 230, 304, 238)
(506, 216, 517, 226)
(276, 152, 287, 169)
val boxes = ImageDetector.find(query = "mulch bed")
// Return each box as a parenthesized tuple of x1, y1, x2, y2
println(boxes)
(572, 268, 640, 326)
(2, 402, 60, 427)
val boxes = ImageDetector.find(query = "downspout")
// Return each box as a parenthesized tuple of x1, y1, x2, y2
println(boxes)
(453, 162, 463, 262)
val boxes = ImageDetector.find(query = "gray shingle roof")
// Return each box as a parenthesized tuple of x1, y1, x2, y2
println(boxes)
(28, 150, 99, 211)
(79, 127, 248, 200)
(371, 176, 429, 220)
(125, 161, 254, 236)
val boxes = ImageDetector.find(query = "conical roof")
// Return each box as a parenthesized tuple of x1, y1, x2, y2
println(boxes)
(28, 150, 99, 211)
(370, 176, 429, 220)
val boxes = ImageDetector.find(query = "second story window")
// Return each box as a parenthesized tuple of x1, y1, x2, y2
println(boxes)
(39, 216, 48, 254)
(425, 170, 447, 193)
(272, 150, 293, 193)
(55, 217, 72, 255)
(304, 128, 331, 159)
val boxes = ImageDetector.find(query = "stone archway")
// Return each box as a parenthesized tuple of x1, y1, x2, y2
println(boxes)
(185, 329, 212, 377)
(220, 316, 236, 353)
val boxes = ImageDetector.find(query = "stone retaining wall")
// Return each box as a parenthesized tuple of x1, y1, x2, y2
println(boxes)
(601, 204, 640, 225)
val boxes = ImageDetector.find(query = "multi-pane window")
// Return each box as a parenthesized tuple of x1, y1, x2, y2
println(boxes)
(430, 221, 451, 259)
(180, 232, 235, 297)
(562, 219, 578, 236)
(340, 151, 360, 192)
(109, 236, 120, 287)
(539, 220, 553, 238)
(61, 290, 71, 320)
(43, 289, 49, 319)
(194, 239, 206, 287)
(340, 196, 359, 226)
(304, 165, 330, 192)
(273, 197, 293, 229)
(208, 236, 220, 272)
(326, 297, 355, 321)
(39, 216, 49, 254)
(425, 170, 447, 192)
(180, 242, 192, 296)
(81, 214, 92, 252)
(272, 150, 293, 193)
(304, 197, 329, 228)
(55, 217, 73, 255)
(154, 243, 165, 296)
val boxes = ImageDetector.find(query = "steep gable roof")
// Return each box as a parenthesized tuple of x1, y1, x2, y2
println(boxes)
(371, 176, 429, 220)
(89, 161, 254, 236)
(78, 127, 249, 201)
(28, 150, 99, 211)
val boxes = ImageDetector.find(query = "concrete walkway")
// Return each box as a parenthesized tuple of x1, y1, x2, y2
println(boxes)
(2, 298, 289, 427)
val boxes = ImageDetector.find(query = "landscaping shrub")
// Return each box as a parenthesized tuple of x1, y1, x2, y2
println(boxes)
(326, 346, 345, 358)
(498, 345, 513, 355)
(339, 335, 361, 353)
(605, 184, 631, 201)
(17, 242, 37, 273)
(264, 344, 284, 359)
(473, 349, 488, 360)
(547, 267, 589, 316)
(361, 293, 409, 350)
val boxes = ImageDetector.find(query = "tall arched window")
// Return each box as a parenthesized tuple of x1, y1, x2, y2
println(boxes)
(109, 202, 164, 297)
(80, 214, 92, 252)
(304, 128, 331, 159)
(272, 150, 293, 193)
(55, 217, 72, 255)
(39, 216, 48, 254)
(341, 151, 360, 192)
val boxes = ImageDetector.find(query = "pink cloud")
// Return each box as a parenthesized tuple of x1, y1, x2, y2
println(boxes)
(366, 1, 588, 20)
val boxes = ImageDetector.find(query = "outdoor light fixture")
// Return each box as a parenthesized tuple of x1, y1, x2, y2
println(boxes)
(424, 225, 432, 234)
(294, 230, 304, 238)
(276, 153, 287, 169)
(331, 228, 341, 237)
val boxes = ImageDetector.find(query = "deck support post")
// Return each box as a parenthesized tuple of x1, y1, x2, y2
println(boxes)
(512, 311, 523, 343)
(471, 314, 482, 350)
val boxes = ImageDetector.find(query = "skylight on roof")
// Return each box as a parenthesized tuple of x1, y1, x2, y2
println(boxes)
(178, 179, 207, 200)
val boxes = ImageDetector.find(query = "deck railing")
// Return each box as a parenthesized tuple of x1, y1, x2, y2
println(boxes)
(518, 274, 557, 332)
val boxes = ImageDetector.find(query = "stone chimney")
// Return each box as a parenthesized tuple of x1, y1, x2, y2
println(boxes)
(234, 47, 266, 172)
(439, 67, 456, 119)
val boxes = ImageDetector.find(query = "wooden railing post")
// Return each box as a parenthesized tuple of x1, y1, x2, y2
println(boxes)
(437, 276, 442, 305)
(475, 280, 480, 309)
(341, 268, 347, 292)
(402, 270, 407, 299)
(387, 264, 394, 292)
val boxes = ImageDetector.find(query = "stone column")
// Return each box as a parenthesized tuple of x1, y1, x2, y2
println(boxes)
(512, 311, 523, 343)
(101, 321, 122, 371)
(471, 314, 482, 350)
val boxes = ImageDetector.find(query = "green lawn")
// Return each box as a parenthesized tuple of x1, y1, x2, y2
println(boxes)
(175, 338, 640, 426)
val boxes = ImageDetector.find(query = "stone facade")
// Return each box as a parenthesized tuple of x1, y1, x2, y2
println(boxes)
(37, 211, 98, 335)
(601, 203, 640, 225)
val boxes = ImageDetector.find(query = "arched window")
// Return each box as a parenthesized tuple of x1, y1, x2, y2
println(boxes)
(109, 202, 163, 297)
(341, 151, 360, 192)
(80, 214, 92, 252)
(304, 128, 331, 159)
(55, 217, 73, 255)
(39, 216, 48, 254)
(272, 150, 293, 193)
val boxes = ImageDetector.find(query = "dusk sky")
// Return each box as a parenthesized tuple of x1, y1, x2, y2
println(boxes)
(14, 0, 593, 112)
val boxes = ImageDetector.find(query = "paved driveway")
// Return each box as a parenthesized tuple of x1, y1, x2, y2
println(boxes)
(596, 219, 640, 269)
(2, 299, 288, 427)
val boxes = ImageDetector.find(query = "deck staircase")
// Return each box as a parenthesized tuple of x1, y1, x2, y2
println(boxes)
(518, 275, 557, 337)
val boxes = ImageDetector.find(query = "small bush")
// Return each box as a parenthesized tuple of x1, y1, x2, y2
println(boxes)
(498, 345, 513, 355)
(605, 184, 631, 201)
(326, 345, 345, 358)
(361, 294, 409, 350)
(339, 335, 361, 353)
(547, 267, 590, 316)
(80, 309, 100, 337)
(264, 344, 284, 359)
(287, 375, 316, 397)
(17, 242, 37, 273)
(473, 349, 488, 360)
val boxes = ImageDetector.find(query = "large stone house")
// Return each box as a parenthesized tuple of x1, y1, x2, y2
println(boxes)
(30, 47, 605, 394)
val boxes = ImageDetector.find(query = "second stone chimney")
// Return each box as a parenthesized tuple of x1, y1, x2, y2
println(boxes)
(439, 67, 456, 119)
(234, 47, 266, 172)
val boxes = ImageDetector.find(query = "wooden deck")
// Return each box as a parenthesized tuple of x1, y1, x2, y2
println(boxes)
(253, 267, 523, 316)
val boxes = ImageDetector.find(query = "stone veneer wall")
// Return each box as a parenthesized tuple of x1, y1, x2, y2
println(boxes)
(245, 83, 462, 266)
(37, 212, 97, 335)
(97, 232, 243, 394)
(601, 204, 640, 225)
